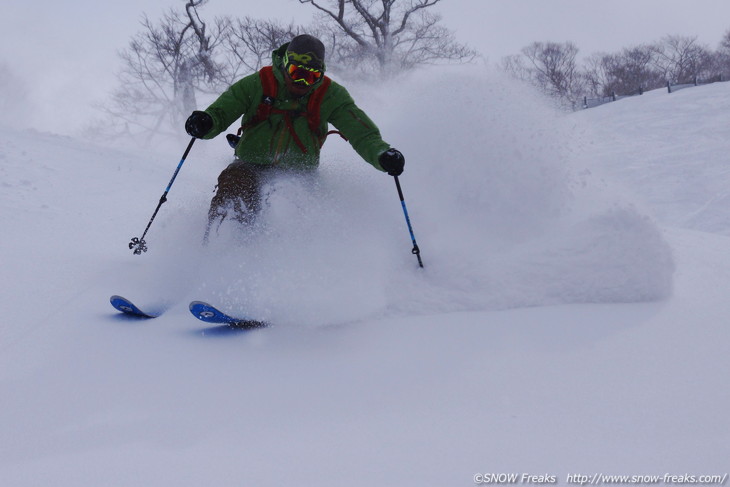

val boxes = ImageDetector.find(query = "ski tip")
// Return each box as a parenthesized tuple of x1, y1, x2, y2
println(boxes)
(110, 295, 158, 319)
(189, 301, 268, 329)
(189, 301, 216, 322)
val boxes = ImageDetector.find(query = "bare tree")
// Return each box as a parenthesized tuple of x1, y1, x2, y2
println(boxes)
(502, 41, 583, 108)
(298, 0, 476, 78)
(715, 29, 730, 78)
(652, 35, 715, 84)
(101, 0, 229, 142)
(222, 17, 302, 81)
(583, 45, 664, 97)
(500, 54, 530, 80)
(581, 53, 610, 98)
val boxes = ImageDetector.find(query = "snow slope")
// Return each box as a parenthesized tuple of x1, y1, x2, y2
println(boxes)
(0, 69, 727, 485)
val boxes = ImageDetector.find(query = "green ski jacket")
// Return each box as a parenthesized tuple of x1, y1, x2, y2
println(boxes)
(202, 44, 391, 170)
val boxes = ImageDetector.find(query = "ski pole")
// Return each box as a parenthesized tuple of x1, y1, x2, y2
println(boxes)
(393, 176, 424, 268)
(129, 137, 196, 255)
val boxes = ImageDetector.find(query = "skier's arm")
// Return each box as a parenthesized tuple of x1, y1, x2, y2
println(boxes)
(325, 84, 391, 170)
(201, 74, 261, 140)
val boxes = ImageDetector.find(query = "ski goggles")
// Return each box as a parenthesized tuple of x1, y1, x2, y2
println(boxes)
(285, 62, 324, 86)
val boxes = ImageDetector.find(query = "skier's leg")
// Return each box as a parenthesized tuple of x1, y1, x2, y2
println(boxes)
(205, 161, 264, 239)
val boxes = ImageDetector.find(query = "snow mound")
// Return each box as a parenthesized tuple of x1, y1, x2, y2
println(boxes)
(575, 82, 730, 235)
(376, 68, 674, 313)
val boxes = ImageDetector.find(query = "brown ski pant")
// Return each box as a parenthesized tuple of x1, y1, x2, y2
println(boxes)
(206, 161, 268, 237)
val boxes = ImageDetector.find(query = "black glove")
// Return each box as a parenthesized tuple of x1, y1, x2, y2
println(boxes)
(185, 110, 214, 138)
(378, 148, 405, 176)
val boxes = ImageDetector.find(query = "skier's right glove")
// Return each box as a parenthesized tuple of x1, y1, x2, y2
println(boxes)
(185, 111, 214, 138)
(378, 148, 405, 176)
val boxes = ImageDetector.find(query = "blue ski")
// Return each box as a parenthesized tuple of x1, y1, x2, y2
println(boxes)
(110, 295, 160, 318)
(189, 301, 268, 329)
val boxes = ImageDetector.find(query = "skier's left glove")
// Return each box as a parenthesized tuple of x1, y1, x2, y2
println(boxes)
(379, 148, 405, 176)
(185, 111, 214, 138)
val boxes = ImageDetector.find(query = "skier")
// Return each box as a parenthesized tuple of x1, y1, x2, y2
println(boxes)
(183, 34, 405, 236)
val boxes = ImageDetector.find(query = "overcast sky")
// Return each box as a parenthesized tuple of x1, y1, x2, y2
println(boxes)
(3, 0, 730, 134)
